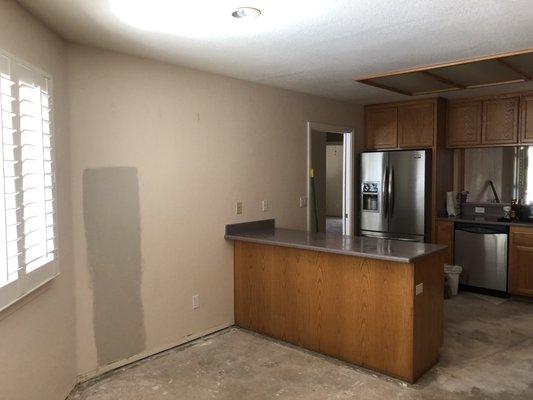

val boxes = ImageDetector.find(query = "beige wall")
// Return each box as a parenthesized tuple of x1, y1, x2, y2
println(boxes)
(67, 44, 363, 376)
(0, 1, 76, 400)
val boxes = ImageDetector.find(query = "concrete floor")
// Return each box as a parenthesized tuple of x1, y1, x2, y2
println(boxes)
(68, 293, 533, 400)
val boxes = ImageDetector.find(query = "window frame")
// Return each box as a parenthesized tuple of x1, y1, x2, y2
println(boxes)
(0, 49, 59, 313)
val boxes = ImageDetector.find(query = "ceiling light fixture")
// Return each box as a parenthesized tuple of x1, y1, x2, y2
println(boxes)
(110, 1, 326, 39)
(232, 7, 262, 19)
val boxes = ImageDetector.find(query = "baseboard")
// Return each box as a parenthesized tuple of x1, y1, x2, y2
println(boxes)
(74, 322, 234, 386)
(62, 379, 78, 400)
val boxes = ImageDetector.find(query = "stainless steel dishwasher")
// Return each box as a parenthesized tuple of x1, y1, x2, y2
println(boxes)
(454, 223, 508, 293)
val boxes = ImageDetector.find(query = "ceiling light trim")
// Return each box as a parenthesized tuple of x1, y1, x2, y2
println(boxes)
(232, 7, 262, 18)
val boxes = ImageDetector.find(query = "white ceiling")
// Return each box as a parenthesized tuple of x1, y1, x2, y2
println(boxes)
(16, 0, 533, 104)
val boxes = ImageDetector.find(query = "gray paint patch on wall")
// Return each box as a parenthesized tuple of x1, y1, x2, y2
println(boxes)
(83, 167, 146, 366)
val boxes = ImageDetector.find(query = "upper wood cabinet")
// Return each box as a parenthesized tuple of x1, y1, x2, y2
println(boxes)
(398, 102, 435, 148)
(521, 95, 533, 144)
(447, 95, 523, 148)
(365, 99, 439, 150)
(446, 101, 482, 147)
(365, 106, 397, 149)
(482, 97, 519, 145)
(509, 226, 533, 297)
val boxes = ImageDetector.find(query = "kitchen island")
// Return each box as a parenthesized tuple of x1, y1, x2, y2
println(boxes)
(225, 219, 447, 383)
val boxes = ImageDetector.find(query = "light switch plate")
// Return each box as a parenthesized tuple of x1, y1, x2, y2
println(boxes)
(415, 283, 424, 295)
(192, 294, 200, 309)
(475, 207, 485, 214)
(261, 199, 269, 212)
(299, 196, 307, 208)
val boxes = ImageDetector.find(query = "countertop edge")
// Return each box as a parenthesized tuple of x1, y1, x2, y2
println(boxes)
(225, 233, 447, 264)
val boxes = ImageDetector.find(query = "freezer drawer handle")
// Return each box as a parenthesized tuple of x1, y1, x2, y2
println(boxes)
(362, 233, 419, 242)
(393, 237, 419, 242)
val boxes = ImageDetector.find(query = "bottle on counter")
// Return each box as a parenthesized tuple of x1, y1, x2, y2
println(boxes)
(510, 199, 519, 222)
(502, 205, 512, 221)
(456, 191, 469, 216)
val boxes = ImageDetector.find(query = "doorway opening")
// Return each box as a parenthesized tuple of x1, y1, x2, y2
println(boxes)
(306, 122, 355, 235)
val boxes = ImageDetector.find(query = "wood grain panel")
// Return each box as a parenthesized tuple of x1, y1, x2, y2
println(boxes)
(520, 95, 533, 143)
(446, 101, 482, 147)
(482, 97, 519, 145)
(431, 98, 453, 242)
(365, 106, 398, 149)
(435, 220, 454, 264)
(509, 226, 533, 297)
(398, 101, 435, 148)
(413, 252, 444, 378)
(234, 241, 444, 382)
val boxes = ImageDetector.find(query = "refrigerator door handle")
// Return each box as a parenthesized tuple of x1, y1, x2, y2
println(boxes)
(382, 167, 389, 218)
(388, 167, 394, 217)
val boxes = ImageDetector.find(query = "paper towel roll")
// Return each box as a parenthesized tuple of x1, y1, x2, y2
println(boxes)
(446, 192, 457, 217)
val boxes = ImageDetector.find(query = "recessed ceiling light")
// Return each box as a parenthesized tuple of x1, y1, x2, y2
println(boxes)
(110, 1, 326, 39)
(232, 7, 262, 19)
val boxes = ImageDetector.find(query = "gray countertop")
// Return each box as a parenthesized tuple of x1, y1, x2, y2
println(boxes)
(225, 220, 447, 263)
(436, 216, 533, 228)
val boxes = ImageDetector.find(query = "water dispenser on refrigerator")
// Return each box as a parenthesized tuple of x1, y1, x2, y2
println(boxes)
(362, 182, 379, 212)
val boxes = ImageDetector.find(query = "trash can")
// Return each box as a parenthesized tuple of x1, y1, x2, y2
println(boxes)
(444, 264, 463, 296)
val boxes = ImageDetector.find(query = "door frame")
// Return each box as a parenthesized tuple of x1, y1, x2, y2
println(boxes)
(306, 122, 355, 235)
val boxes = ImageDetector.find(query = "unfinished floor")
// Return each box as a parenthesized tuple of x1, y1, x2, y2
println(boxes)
(69, 293, 533, 400)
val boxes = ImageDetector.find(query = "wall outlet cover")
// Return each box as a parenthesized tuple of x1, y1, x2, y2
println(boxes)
(235, 201, 243, 215)
(299, 196, 307, 208)
(261, 199, 269, 211)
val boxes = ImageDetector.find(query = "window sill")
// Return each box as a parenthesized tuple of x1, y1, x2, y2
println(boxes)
(0, 273, 59, 319)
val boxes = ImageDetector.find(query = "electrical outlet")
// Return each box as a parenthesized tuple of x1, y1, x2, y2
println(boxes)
(235, 201, 243, 215)
(261, 199, 269, 212)
(192, 294, 200, 309)
(415, 283, 424, 296)
(299, 196, 307, 208)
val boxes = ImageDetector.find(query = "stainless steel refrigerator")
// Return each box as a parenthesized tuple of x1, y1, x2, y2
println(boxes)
(359, 150, 431, 242)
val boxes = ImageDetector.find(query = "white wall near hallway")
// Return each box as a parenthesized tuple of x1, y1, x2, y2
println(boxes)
(326, 144, 343, 217)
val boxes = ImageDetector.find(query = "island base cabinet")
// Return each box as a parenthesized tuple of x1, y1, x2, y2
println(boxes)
(234, 241, 445, 383)
(509, 226, 533, 297)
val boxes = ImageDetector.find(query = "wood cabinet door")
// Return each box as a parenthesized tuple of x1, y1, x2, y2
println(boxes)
(482, 97, 519, 145)
(365, 106, 397, 149)
(398, 102, 435, 148)
(435, 220, 454, 265)
(520, 95, 533, 144)
(446, 101, 482, 147)
(509, 226, 533, 297)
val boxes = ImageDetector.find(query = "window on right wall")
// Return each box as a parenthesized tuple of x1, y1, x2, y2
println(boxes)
(0, 51, 58, 311)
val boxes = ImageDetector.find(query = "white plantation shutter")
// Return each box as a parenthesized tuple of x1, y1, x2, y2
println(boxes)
(0, 52, 58, 311)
